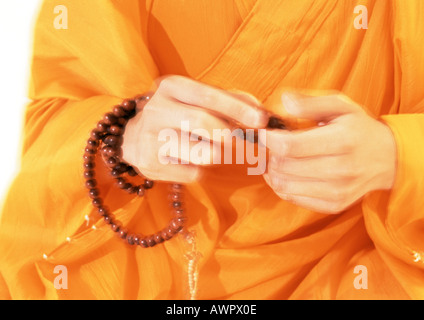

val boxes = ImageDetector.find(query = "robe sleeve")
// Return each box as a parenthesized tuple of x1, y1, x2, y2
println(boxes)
(361, 0, 424, 299)
(0, 0, 158, 299)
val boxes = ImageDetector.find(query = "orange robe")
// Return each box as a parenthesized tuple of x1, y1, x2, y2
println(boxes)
(1, 0, 424, 299)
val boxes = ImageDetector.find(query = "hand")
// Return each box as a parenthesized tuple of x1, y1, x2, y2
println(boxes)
(261, 92, 397, 214)
(122, 75, 268, 183)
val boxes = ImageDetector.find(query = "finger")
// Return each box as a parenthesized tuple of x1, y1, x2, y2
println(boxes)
(143, 97, 233, 143)
(157, 75, 268, 127)
(158, 131, 221, 166)
(268, 154, 351, 180)
(282, 91, 362, 121)
(147, 162, 201, 184)
(227, 89, 262, 107)
(275, 193, 347, 215)
(264, 172, 338, 201)
(136, 132, 202, 183)
(263, 125, 349, 158)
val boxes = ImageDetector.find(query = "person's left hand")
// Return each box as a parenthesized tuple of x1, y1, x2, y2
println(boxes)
(261, 92, 397, 214)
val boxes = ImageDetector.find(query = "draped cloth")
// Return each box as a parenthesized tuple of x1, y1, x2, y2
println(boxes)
(1, 0, 424, 299)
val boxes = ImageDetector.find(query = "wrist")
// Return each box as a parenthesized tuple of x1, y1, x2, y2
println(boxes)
(375, 120, 398, 191)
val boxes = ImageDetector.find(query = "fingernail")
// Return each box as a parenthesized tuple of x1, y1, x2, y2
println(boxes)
(248, 109, 267, 128)
(258, 129, 267, 145)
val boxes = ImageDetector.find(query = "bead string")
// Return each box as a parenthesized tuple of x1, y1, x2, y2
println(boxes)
(83, 95, 186, 248)
(83, 93, 287, 248)
(79, 95, 290, 298)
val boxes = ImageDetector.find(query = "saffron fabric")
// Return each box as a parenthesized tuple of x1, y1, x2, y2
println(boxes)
(0, 0, 424, 299)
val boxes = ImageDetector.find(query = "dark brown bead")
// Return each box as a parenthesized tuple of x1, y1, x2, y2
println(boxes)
(103, 215, 112, 225)
(123, 182, 132, 190)
(126, 234, 135, 245)
(121, 99, 136, 112)
(115, 177, 126, 188)
(267, 116, 287, 130)
(111, 222, 121, 232)
(171, 193, 181, 201)
(106, 157, 119, 168)
(174, 209, 184, 217)
(170, 217, 184, 232)
(85, 179, 97, 188)
(92, 198, 103, 208)
(104, 135, 122, 147)
(127, 167, 138, 177)
(154, 233, 164, 244)
(172, 201, 182, 209)
(114, 148, 123, 158)
(137, 186, 145, 197)
(84, 162, 95, 170)
(83, 154, 94, 162)
(110, 169, 121, 178)
(165, 227, 177, 237)
(134, 95, 147, 104)
(84, 147, 96, 154)
(97, 121, 109, 133)
(144, 180, 154, 189)
(87, 139, 99, 148)
(98, 207, 108, 217)
(101, 146, 116, 158)
(133, 234, 141, 245)
(139, 238, 148, 248)
(118, 117, 128, 126)
(89, 188, 100, 199)
(171, 184, 182, 193)
(119, 229, 127, 239)
(125, 110, 136, 119)
(109, 125, 123, 136)
(103, 113, 118, 125)
(146, 236, 156, 247)
(112, 105, 127, 117)
(91, 129, 102, 140)
(116, 180, 132, 191)
(161, 230, 172, 240)
(176, 217, 186, 224)
(84, 170, 95, 179)
(126, 186, 138, 194)
(114, 163, 128, 174)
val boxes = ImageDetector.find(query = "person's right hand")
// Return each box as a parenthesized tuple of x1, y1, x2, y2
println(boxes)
(121, 75, 268, 183)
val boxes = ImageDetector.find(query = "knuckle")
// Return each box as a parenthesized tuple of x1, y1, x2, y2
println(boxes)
(157, 75, 180, 92)
(229, 103, 245, 122)
(199, 89, 217, 107)
(157, 78, 170, 92)
(142, 95, 164, 116)
(142, 101, 156, 115)
(281, 134, 294, 157)
(192, 111, 210, 129)
(328, 189, 353, 214)
(327, 201, 345, 214)
(332, 188, 347, 203)
(339, 159, 360, 179)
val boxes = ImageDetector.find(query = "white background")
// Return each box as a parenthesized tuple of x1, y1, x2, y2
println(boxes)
(0, 1, 42, 208)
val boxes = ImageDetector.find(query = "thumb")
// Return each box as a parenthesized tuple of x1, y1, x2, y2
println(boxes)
(281, 91, 361, 121)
